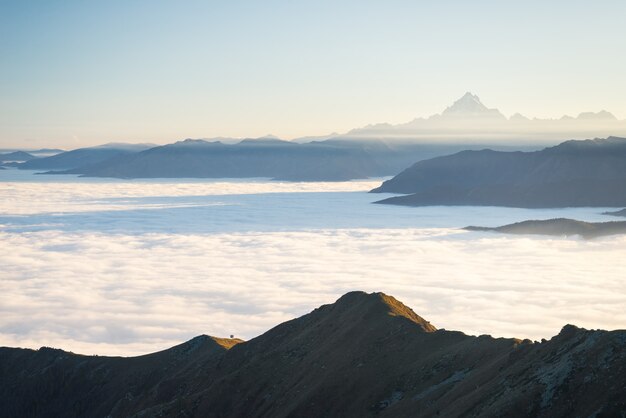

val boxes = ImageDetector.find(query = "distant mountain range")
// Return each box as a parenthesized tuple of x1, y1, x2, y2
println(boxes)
(47, 138, 388, 181)
(0, 151, 36, 163)
(5, 93, 626, 181)
(16, 143, 155, 171)
(0, 149, 64, 167)
(344, 92, 626, 142)
(1, 291, 624, 418)
(0, 148, 64, 155)
(18, 138, 533, 181)
(465, 218, 626, 239)
(1, 92, 622, 180)
(372, 136, 626, 208)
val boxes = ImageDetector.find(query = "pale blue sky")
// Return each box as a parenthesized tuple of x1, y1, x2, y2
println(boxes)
(1, 0, 625, 148)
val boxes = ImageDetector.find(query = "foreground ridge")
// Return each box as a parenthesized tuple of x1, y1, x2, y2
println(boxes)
(1, 291, 624, 417)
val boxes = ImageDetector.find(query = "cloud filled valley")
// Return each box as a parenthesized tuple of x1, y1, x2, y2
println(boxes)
(1, 175, 625, 356)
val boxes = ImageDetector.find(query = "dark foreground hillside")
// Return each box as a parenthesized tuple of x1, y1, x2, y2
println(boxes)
(1, 291, 624, 418)
(372, 136, 626, 208)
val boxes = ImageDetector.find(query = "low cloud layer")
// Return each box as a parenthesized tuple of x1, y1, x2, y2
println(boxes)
(0, 178, 382, 215)
(1, 176, 625, 356)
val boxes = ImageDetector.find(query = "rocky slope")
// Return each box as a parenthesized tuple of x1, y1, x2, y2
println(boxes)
(372, 136, 626, 208)
(1, 291, 624, 417)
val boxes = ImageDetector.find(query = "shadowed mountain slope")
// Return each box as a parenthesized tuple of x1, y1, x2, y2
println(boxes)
(1, 291, 624, 417)
(18, 144, 155, 171)
(372, 136, 626, 208)
(38, 137, 542, 181)
(0, 151, 36, 163)
(57, 139, 385, 181)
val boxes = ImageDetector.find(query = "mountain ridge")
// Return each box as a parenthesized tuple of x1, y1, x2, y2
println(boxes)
(1, 291, 624, 418)
(36, 138, 533, 181)
(345, 93, 626, 141)
(372, 136, 626, 208)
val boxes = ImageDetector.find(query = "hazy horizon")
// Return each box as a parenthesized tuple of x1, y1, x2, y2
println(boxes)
(3, 90, 626, 150)
(2, 1, 626, 148)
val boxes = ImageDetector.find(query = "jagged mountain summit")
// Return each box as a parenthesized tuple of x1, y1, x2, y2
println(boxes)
(1, 291, 624, 417)
(346, 93, 626, 141)
(439, 92, 506, 120)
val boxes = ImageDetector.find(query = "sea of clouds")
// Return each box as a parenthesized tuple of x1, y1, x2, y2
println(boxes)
(1, 171, 625, 356)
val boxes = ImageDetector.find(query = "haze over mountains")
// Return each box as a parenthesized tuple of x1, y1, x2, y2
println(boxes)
(1, 291, 624, 418)
(0, 151, 36, 163)
(345, 92, 626, 142)
(3, 93, 625, 190)
(3, 93, 625, 182)
(11, 137, 533, 181)
(373, 136, 626, 208)
(17, 143, 155, 171)
(46, 138, 391, 181)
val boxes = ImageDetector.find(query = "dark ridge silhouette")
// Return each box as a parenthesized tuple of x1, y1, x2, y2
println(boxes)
(0, 151, 36, 163)
(43, 138, 523, 181)
(18, 144, 154, 171)
(58, 138, 386, 181)
(465, 218, 626, 239)
(372, 136, 626, 208)
(1, 291, 624, 417)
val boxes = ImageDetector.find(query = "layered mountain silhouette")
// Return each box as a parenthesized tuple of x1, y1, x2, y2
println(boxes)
(347, 92, 626, 141)
(1, 291, 624, 417)
(465, 218, 626, 239)
(0, 150, 36, 163)
(33, 138, 527, 181)
(47, 138, 386, 181)
(12, 92, 626, 180)
(0, 148, 64, 166)
(372, 136, 626, 208)
(18, 143, 155, 171)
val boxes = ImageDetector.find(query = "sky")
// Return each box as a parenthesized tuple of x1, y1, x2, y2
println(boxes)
(1, 0, 626, 148)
